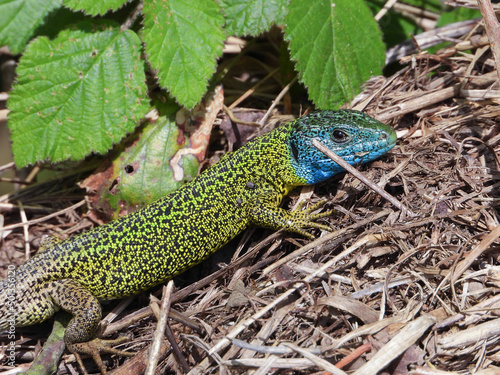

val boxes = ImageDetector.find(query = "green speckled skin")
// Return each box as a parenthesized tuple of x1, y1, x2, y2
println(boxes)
(0, 110, 396, 372)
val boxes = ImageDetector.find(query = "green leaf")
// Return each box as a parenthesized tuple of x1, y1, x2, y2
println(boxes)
(221, 0, 289, 36)
(366, 0, 422, 48)
(284, 0, 385, 109)
(92, 115, 199, 219)
(403, 0, 441, 12)
(142, 0, 225, 109)
(34, 7, 90, 40)
(8, 22, 149, 167)
(63, 0, 129, 16)
(437, 6, 481, 28)
(0, 0, 62, 54)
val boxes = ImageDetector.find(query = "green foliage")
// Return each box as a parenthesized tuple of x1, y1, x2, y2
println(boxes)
(284, 0, 385, 109)
(142, 0, 225, 109)
(64, 0, 128, 16)
(221, 0, 288, 36)
(99, 115, 199, 219)
(367, 0, 423, 49)
(8, 22, 148, 166)
(403, 0, 441, 12)
(437, 6, 481, 27)
(6, 0, 468, 180)
(0, 0, 62, 54)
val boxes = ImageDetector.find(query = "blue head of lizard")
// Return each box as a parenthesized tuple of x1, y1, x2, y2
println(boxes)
(288, 110, 397, 185)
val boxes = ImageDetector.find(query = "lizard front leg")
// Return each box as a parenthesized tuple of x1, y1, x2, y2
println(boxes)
(248, 195, 332, 239)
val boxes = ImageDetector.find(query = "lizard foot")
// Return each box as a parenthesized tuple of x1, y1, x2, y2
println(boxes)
(288, 199, 333, 239)
(67, 336, 135, 375)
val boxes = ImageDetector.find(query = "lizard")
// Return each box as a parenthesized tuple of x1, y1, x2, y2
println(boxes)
(0, 109, 396, 373)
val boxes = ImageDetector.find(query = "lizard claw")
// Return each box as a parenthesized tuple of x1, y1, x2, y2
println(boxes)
(286, 199, 333, 238)
(68, 336, 135, 375)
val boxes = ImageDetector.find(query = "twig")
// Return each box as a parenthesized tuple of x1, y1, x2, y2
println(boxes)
(451, 223, 500, 284)
(385, 19, 479, 64)
(165, 323, 190, 372)
(17, 201, 30, 260)
(312, 139, 414, 216)
(438, 317, 500, 349)
(229, 338, 322, 355)
(0, 161, 15, 173)
(25, 166, 41, 184)
(1, 200, 87, 231)
(259, 76, 298, 126)
(223, 105, 261, 127)
(146, 281, 174, 375)
(376, 84, 461, 122)
(228, 68, 279, 109)
(120, 1, 143, 31)
(332, 343, 371, 372)
(252, 355, 279, 375)
(352, 315, 436, 375)
(0, 178, 33, 185)
(375, 0, 398, 21)
(282, 343, 347, 375)
(221, 357, 321, 369)
(0, 108, 9, 122)
(477, 0, 500, 78)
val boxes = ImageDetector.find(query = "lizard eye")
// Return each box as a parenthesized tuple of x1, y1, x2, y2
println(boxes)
(331, 129, 349, 143)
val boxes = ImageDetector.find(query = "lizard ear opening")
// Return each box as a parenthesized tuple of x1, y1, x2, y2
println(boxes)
(290, 140, 299, 163)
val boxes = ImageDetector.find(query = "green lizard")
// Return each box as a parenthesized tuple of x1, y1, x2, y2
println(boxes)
(0, 110, 396, 373)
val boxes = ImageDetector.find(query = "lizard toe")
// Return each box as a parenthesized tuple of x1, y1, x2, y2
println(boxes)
(68, 337, 135, 375)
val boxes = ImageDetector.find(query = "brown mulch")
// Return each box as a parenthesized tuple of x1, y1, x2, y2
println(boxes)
(2, 20, 500, 375)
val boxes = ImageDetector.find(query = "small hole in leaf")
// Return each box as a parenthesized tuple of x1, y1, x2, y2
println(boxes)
(124, 165, 134, 174)
(109, 178, 119, 192)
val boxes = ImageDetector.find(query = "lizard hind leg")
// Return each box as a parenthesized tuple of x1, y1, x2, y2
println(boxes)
(48, 279, 135, 374)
